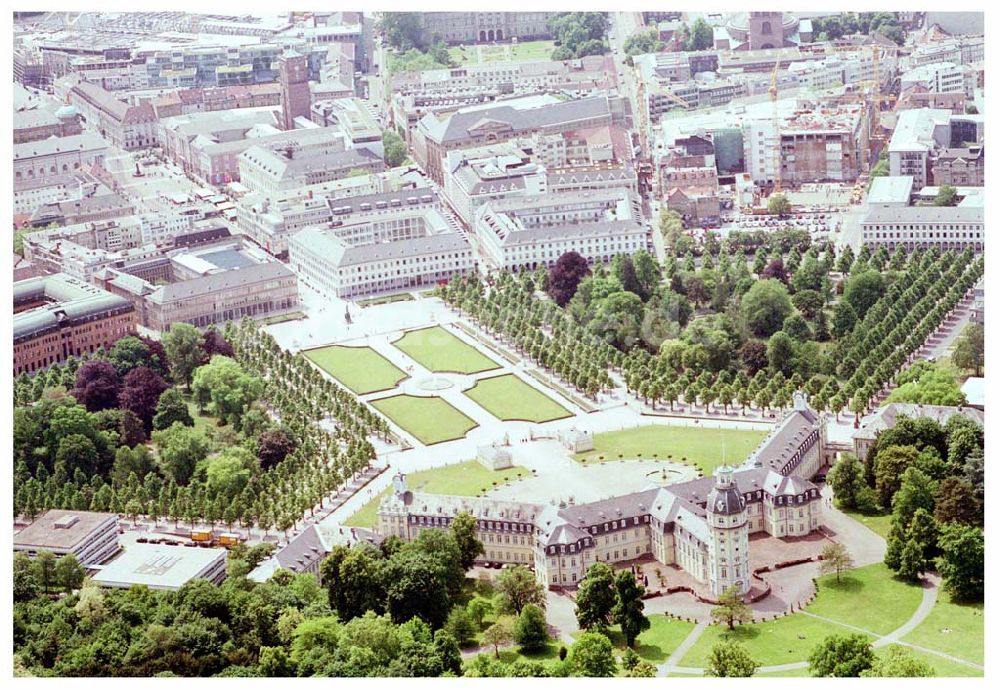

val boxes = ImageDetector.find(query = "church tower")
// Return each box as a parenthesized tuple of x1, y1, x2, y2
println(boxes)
(705, 465, 750, 597)
(278, 48, 311, 131)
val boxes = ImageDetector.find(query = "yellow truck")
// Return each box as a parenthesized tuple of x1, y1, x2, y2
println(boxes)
(190, 529, 214, 543)
(218, 533, 242, 547)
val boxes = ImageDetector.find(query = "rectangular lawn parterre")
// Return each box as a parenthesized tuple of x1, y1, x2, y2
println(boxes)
(370, 394, 478, 445)
(393, 326, 500, 374)
(465, 374, 572, 423)
(574, 425, 767, 475)
(344, 461, 525, 528)
(304, 345, 407, 394)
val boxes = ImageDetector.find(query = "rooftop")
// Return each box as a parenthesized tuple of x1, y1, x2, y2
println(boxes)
(92, 542, 226, 590)
(14, 510, 118, 551)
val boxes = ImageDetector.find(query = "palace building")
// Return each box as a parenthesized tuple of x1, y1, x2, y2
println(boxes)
(378, 394, 827, 597)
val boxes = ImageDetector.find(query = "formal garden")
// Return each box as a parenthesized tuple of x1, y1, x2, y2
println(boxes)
(370, 394, 479, 445)
(464, 374, 572, 423)
(304, 344, 408, 395)
(392, 326, 500, 375)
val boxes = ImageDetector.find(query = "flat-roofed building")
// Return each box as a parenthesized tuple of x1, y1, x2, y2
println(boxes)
(14, 510, 120, 567)
(867, 176, 914, 206)
(888, 108, 954, 189)
(92, 542, 227, 590)
(474, 188, 647, 272)
(13, 273, 136, 374)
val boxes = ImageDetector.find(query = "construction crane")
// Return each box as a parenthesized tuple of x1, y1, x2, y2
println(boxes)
(769, 55, 782, 193)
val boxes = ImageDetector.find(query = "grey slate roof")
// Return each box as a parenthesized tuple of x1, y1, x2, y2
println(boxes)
(13, 273, 134, 342)
(147, 261, 292, 304)
(427, 95, 612, 144)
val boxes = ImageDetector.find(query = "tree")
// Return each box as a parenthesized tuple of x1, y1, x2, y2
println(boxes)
(952, 324, 984, 376)
(705, 640, 759, 677)
(53, 554, 86, 593)
(482, 618, 514, 659)
(933, 184, 958, 207)
(548, 251, 591, 307)
(861, 646, 935, 677)
(163, 323, 206, 388)
(513, 603, 549, 651)
(443, 606, 478, 647)
(450, 512, 483, 571)
(936, 523, 984, 602)
(71, 360, 121, 412)
(34, 550, 57, 594)
(382, 130, 408, 167)
(843, 270, 886, 320)
(191, 356, 263, 428)
(108, 335, 162, 376)
(808, 634, 875, 677)
(204, 447, 254, 501)
(153, 423, 210, 485)
(934, 477, 981, 526)
(568, 632, 617, 677)
(256, 429, 295, 470)
(741, 279, 793, 337)
(782, 313, 811, 341)
(831, 300, 858, 339)
(495, 565, 546, 615)
(897, 538, 925, 582)
(767, 331, 796, 376)
(767, 193, 791, 217)
(612, 570, 649, 648)
(13, 552, 40, 603)
(819, 543, 854, 582)
(828, 453, 865, 509)
(202, 328, 234, 360)
(710, 585, 752, 630)
(119, 366, 169, 430)
(873, 445, 920, 508)
(574, 563, 616, 632)
(379, 11, 425, 51)
(153, 388, 193, 430)
(623, 27, 665, 56)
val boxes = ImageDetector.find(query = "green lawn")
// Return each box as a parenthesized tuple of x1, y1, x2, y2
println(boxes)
(680, 564, 923, 668)
(184, 397, 219, 435)
(633, 617, 698, 663)
(357, 293, 414, 307)
(393, 326, 500, 375)
(839, 507, 893, 539)
(448, 40, 555, 65)
(879, 644, 983, 678)
(805, 563, 924, 636)
(573, 425, 767, 475)
(680, 613, 868, 669)
(304, 345, 407, 394)
(900, 589, 983, 666)
(755, 666, 813, 677)
(371, 394, 478, 445)
(465, 374, 572, 423)
(343, 460, 525, 529)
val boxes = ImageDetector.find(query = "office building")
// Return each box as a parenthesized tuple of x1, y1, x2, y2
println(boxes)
(13, 510, 120, 568)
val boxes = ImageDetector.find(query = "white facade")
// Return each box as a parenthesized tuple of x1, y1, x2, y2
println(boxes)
(887, 108, 953, 189)
(474, 189, 647, 272)
(861, 204, 984, 252)
(743, 118, 778, 184)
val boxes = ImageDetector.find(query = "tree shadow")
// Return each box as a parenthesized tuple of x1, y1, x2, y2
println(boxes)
(821, 575, 863, 593)
(719, 625, 762, 644)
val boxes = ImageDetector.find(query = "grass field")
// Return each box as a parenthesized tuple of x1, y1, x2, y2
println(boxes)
(184, 397, 219, 435)
(259, 311, 306, 325)
(357, 293, 414, 307)
(448, 40, 555, 65)
(465, 374, 572, 423)
(900, 589, 983, 666)
(680, 564, 923, 668)
(304, 345, 407, 394)
(839, 508, 893, 539)
(344, 460, 525, 528)
(370, 394, 478, 445)
(393, 326, 500, 374)
(573, 425, 767, 475)
(879, 644, 982, 677)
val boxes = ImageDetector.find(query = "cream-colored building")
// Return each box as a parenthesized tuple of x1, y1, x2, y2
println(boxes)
(378, 397, 827, 596)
